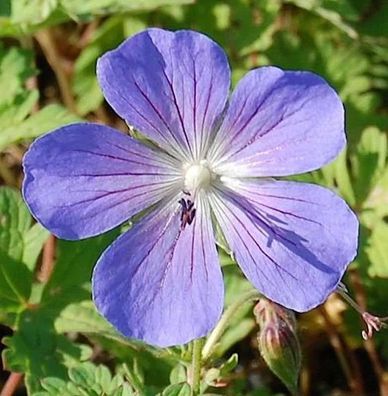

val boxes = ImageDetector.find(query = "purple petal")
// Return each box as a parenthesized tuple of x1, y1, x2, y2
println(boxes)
(208, 67, 345, 177)
(97, 28, 230, 161)
(23, 123, 180, 240)
(210, 180, 358, 311)
(92, 196, 223, 347)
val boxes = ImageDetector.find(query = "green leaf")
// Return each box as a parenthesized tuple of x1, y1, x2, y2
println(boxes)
(284, 0, 358, 38)
(366, 221, 388, 278)
(0, 187, 31, 262)
(169, 364, 186, 385)
(0, 103, 80, 151)
(54, 300, 124, 341)
(358, 2, 388, 37)
(10, 0, 58, 25)
(364, 166, 388, 221)
(0, 252, 31, 312)
(223, 264, 252, 307)
(95, 364, 113, 393)
(68, 362, 96, 388)
(161, 382, 191, 396)
(2, 308, 93, 394)
(42, 230, 119, 304)
(0, 0, 193, 36)
(38, 363, 137, 396)
(0, 45, 79, 150)
(2, 227, 119, 394)
(352, 127, 387, 207)
(61, 0, 194, 17)
(0, 188, 48, 311)
(219, 353, 238, 376)
(42, 231, 128, 342)
(332, 150, 356, 207)
(0, 187, 38, 311)
(0, 46, 34, 99)
(22, 223, 50, 271)
(21, 101, 77, 136)
(40, 377, 68, 395)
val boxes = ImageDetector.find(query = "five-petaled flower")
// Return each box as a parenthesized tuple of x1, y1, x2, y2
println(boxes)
(22, 28, 359, 347)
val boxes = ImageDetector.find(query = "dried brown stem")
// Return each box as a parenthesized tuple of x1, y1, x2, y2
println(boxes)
(349, 269, 388, 395)
(20, 36, 40, 114)
(0, 372, 23, 396)
(349, 271, 384, 374)
(319, 305, 364, 395)
(78, 20, 98, 48)
(0, 159, 16, 187)
(299, 365, 310, 396)
(34, 29, 77, 114)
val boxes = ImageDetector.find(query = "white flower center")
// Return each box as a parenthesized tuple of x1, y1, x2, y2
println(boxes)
(184, 160, 213, 192)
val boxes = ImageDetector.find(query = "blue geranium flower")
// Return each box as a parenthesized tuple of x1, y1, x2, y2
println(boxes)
(22, 28, 358, 347)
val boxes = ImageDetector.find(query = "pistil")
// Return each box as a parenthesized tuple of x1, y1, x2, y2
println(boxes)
(184, 160, 213, 194)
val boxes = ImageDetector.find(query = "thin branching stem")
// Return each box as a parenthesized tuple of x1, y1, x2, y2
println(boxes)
(319, 305, 364, 395)
(349, 269, 388, 393)
(34, 29, 78, 114)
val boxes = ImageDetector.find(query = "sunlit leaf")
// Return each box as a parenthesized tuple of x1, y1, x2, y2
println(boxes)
(161, 382, 191, 396)
(2, 308, 93, 394)
(0, 46, 79, 150)
(366, 221, 388, 278)
(0, 187, 41, 312)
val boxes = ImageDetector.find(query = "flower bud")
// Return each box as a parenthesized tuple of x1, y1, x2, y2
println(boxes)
(254, 298, 301, 395)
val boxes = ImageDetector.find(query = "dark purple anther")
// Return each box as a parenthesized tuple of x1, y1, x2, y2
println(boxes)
(179, 198, 196, 230)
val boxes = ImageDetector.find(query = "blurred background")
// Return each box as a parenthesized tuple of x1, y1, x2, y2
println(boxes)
(0, 1, 387, 395)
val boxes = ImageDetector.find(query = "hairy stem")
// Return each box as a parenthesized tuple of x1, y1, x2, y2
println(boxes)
(190, 338, 204, 396)
(202, 289, 260, 361)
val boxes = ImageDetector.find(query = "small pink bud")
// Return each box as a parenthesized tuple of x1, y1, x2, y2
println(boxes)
(336, 283, 388, 340)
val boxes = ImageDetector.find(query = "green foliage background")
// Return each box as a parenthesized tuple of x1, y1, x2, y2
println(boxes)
(0, 0, 387, 395)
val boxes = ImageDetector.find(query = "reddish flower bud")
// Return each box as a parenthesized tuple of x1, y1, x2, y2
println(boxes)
(254, 298, 301, 395)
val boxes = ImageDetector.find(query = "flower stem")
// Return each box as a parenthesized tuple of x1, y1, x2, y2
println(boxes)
(38, 235, 56, 283)
(0, 372, 23, 396)
(202, 289, 260, 361)
(190, 338, 204, 396)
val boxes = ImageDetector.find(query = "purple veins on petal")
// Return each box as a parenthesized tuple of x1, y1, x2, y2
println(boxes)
(97, 28, 231, 161)
(209, 180, 358, 312)
(22, 123, 181, 240)
(208, 66, 345, 178)
(92, 196, 223, 347)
